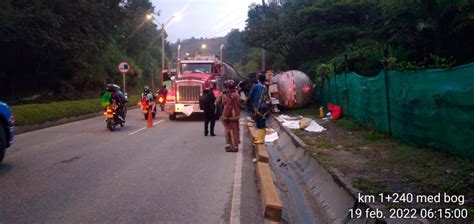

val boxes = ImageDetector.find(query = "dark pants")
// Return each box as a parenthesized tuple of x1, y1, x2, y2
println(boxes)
(204, 109, 216, 135)
(255, 115, 266, 129)
(117, 104, 126, 120)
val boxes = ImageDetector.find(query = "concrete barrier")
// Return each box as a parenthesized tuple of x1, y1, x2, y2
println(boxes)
(255, 144, 269, 163)
(248, 123, 258, 142)
(268, 115, 426, 224)
(256, 161, 283, 222)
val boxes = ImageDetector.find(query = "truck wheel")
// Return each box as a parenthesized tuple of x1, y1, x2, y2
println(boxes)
(169, 113, 176, 120)
(0, 127, 6, 163)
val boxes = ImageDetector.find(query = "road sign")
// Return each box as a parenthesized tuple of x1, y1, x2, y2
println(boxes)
(117, 61, 130, 73)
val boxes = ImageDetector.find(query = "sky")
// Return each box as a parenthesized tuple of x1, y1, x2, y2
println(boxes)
(150, 0, 260, 43)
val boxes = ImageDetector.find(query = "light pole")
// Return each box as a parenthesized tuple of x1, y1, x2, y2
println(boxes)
(220, 44, 224, 62)
(147, 12, 179, 86)
(177, 44, 181, 61)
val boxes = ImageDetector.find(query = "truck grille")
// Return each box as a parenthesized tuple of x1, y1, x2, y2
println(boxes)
(177, 85, 201, 102)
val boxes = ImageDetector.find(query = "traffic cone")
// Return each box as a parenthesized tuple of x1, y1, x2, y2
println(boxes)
(147, 109, 153, 128)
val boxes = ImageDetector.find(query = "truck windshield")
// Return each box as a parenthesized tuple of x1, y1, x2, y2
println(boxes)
(181, 63, 213, 74)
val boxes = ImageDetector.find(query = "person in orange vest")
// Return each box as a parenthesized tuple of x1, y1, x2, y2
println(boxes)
(217, 80, 241, 152)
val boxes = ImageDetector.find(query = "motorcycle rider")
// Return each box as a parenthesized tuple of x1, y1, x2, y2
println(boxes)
(142, 85, 154, 103)
(106, 84, 127, 121)
(156, 85, 168, 110)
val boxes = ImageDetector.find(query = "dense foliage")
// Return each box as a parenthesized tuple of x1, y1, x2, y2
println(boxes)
(0, 0, 169, 101)
(241, 0, 474, 81)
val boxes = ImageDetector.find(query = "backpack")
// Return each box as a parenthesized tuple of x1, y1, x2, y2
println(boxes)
(100, 91, 112, 107)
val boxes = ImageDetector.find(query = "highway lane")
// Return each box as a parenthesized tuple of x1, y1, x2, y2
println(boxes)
(0, 109, 262, 223)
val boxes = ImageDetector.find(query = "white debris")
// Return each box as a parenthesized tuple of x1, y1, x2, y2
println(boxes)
(304, 120, 326, 132)
(277, 114, 326, 133)
(299, 118, 312, 129)
(265, 128, 279, 142)
(183, 105, 193, 116)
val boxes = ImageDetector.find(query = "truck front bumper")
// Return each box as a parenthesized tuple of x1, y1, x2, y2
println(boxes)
(164, 103, 203, 115)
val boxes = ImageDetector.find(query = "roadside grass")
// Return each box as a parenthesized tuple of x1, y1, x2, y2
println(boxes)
(280, 105, 319, 118)
(353, 177, 391, 195)
(334, 119, 364, 131)
(12, 95, 139, 126)
(363, 132, 385, 142)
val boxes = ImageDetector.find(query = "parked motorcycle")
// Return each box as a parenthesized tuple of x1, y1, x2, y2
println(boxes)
(140, 96, 156, 119)
(104, 101, 124, 131)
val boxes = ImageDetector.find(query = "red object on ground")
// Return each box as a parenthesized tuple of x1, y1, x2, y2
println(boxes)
(147, 109, 153, 128)
(328, 103, 342, 120)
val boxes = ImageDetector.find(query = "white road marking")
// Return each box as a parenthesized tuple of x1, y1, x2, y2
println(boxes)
(153, 119, 165, 125)
(230, 119, 244, 224)
(128, 127, 146, 136)
(127, 119, 165, 136)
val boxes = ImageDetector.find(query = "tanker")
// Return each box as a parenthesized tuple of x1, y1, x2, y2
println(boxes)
(274, 70, 313, 109)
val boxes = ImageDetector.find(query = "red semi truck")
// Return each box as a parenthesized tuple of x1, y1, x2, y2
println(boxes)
(164, 54, 242, 120)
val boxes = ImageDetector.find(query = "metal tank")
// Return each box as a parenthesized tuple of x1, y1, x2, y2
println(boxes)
(221, 62, 244, 82)
(274, 70, 313, 109)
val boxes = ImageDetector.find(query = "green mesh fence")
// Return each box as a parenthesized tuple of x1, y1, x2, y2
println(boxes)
(321, 63, 474, 158)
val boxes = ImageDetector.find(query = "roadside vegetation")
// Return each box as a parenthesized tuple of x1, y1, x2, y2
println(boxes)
(221, 1, 474, 82)
(0, 0, 168, 102)
(12, 96, 139, 126)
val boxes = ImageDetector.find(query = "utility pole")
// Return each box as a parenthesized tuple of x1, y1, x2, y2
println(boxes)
(261, 49, 266, 71)
(151, 67, 154, 91)
(161, 24, 165, 87)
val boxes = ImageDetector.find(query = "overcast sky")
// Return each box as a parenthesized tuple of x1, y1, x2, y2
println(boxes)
(150, 0, 260, 43)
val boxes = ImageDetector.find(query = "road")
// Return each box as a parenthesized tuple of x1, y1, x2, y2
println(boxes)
(0, 109, 262, 224)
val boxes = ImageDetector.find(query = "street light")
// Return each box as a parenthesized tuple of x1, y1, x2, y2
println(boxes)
(147, 12, 180, 86)
(201, 44, 207, 49)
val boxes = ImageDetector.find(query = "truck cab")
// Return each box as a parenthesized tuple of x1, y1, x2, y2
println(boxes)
(164, 55, 223, 120)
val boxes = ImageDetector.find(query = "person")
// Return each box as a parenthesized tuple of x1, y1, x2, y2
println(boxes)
(157, 85, 168, 97)
(156, 85, 168, 111)
(142, 85, 153, 103)
(217, 80, 241, 152)
(248, 74, 268, 144)
(105, 84, 127, 121)
(202, 87, 217, 136)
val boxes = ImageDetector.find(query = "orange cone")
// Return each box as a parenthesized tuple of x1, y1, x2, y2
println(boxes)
(147, 109, 153, 128)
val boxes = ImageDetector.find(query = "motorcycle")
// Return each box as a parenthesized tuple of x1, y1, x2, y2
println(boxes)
(104, 101, 124, 131)
(140, 96, 156, 120)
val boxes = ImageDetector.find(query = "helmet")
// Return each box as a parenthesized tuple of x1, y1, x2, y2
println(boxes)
(106, 84, 120, 91)
(144, 85, 150, 93)
(224, 79, 237, 89)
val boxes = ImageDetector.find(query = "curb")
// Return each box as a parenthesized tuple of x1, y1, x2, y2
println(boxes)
(256, 144, 269, 163)
(268, 115, 427, 224)
(256, 161, 283, 222)
(247, 123, 283, 222)
(15, 106, 139, 135)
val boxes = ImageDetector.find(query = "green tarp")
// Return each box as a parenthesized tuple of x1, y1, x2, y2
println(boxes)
(321, 63, 474, 158)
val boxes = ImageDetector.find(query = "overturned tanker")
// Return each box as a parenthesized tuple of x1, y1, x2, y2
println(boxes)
(274, 70, 313, 109)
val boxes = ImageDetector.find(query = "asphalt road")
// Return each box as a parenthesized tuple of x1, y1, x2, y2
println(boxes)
(0, 109, 262, 224)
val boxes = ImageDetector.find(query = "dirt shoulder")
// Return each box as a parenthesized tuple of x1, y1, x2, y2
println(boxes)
(279, 106, 474, 222)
